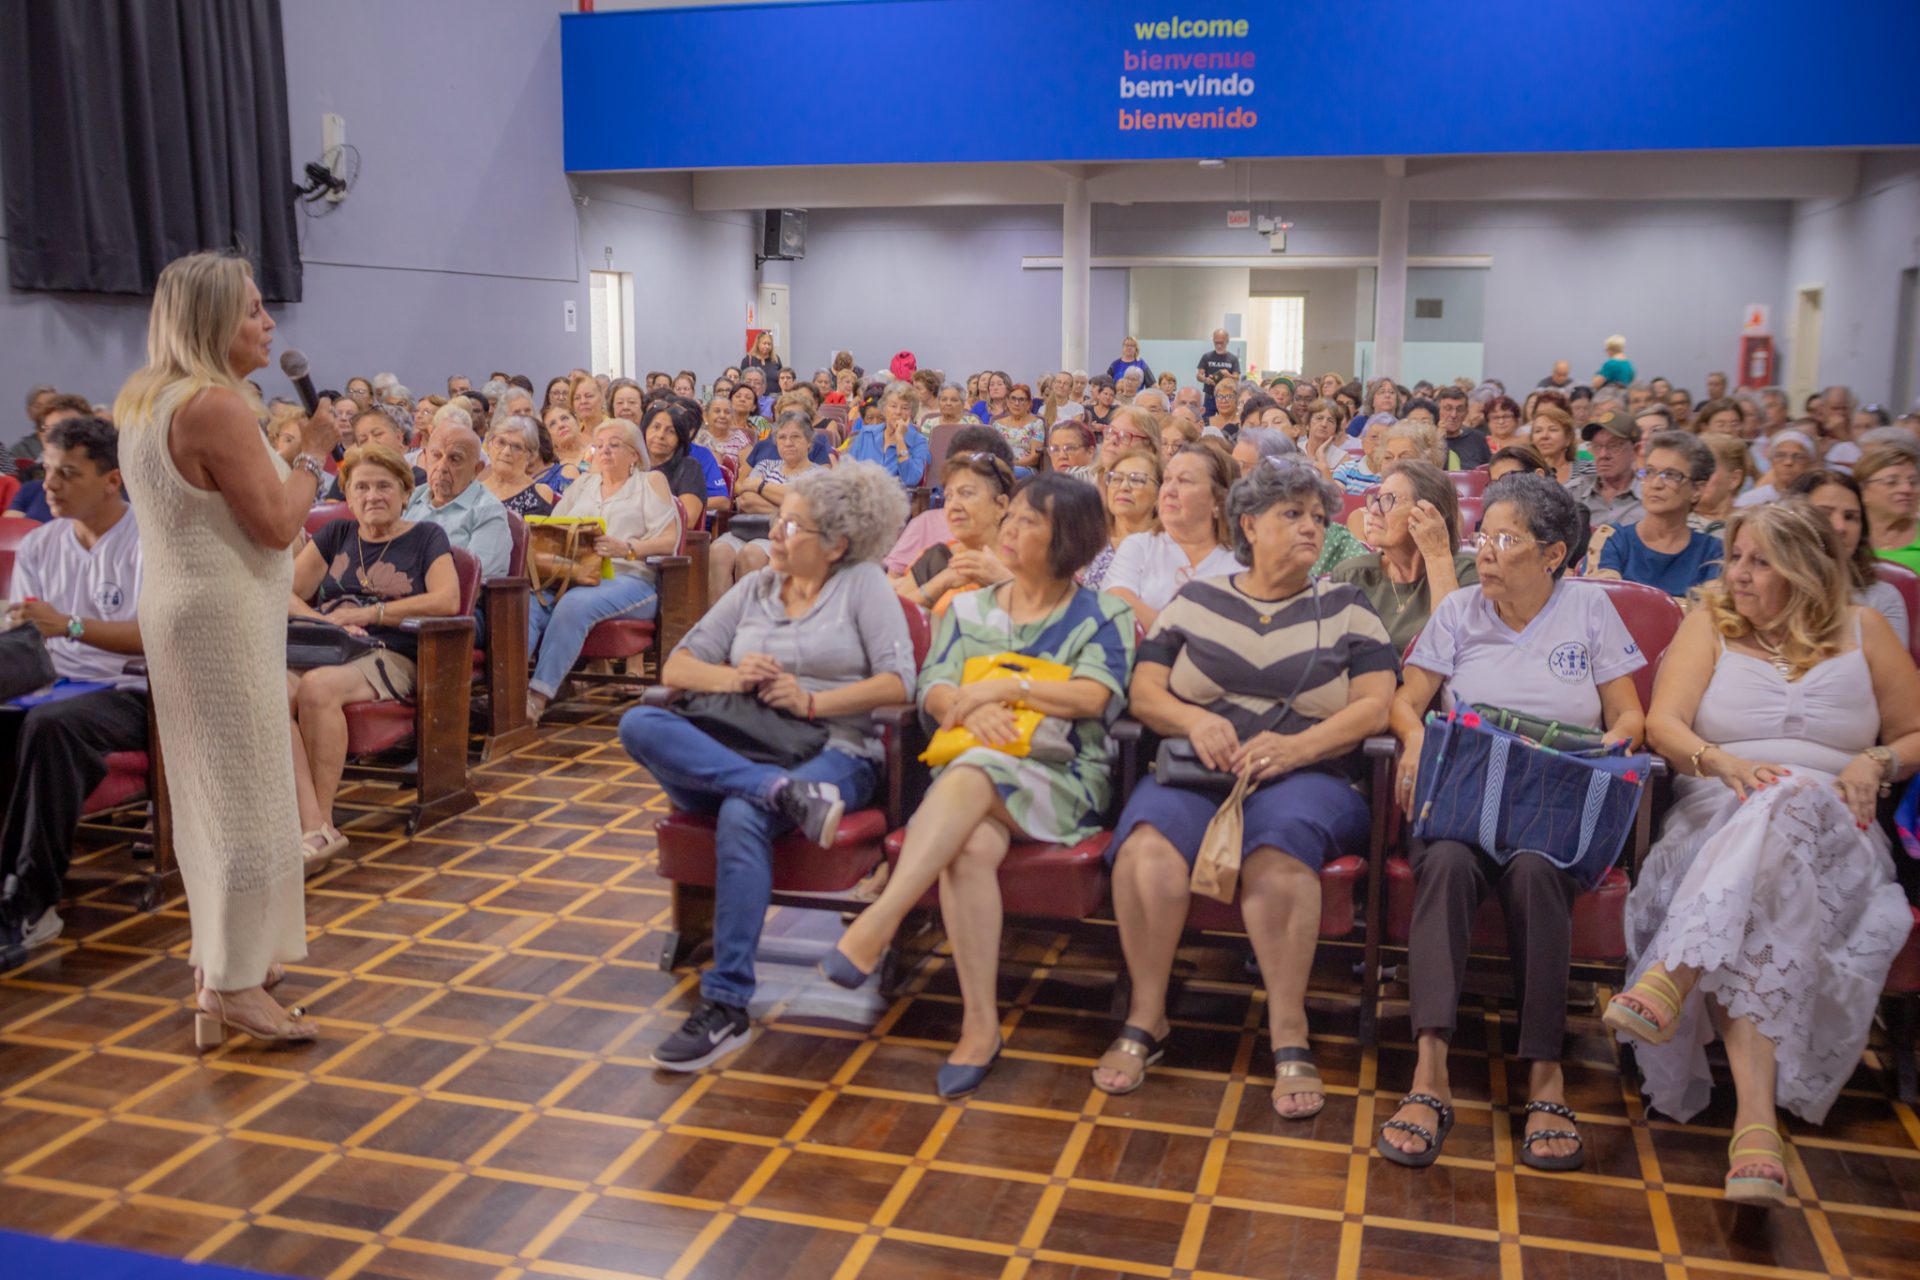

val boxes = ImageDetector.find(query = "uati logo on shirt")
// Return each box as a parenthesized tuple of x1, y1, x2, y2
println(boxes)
(93, 581, 126, 612)
(1547, 641, 1591, 682)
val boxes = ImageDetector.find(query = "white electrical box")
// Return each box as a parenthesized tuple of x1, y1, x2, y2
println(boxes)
(563, 301, 577, 333)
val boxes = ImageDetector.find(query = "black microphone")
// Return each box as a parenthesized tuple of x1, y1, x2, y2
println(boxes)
(280, 349, 320, 414)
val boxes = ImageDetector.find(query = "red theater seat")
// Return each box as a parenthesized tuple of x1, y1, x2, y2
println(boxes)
(1449, 468, 1489, 499)
(334, 546, 480, 834)
(1873, 562, 1920, 666)
(649, 596, 933, 972)
(570, 501, 705, 694)
(880, 827, 1114, 922)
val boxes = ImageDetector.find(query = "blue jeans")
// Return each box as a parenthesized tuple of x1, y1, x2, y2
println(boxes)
(527, 575, 657, 697)
(618, 705, 878, 1008)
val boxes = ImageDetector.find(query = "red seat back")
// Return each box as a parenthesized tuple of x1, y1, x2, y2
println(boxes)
(898, 595, 932, 668)
(1449, 469, 1489, 499)
(0, 516, 40, 552)
(1339, 489, 1370, 526)
(448, 546, 481, 615)
(505, 511, 528, 577)
(925, 423, 967, 468)
(304, 503, 348, 536)
(1569, 577, 1684, 708)
(0, 549, 13, 598)
(0, 473, 18, 511)
(1873, 561, 1920, 665)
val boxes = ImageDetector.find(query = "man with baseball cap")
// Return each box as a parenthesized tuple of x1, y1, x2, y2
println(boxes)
(1565, 410, 1646, 527)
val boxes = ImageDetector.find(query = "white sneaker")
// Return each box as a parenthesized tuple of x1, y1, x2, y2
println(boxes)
(21, 908, 63, 950)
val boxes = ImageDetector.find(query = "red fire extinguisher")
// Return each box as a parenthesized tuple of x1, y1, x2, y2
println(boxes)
(1739, 334, 1775, 388)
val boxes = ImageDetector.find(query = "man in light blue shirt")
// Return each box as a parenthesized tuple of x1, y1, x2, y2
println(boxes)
(404, 424, 511, 579)
(845, 386, 931, 487)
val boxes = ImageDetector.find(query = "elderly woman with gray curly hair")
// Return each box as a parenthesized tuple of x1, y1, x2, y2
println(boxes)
(619, 461, 918, 1073)
(1093, 459, 1398, 1119)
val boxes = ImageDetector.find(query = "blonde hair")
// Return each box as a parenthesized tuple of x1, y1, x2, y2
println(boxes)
(338, 443, 416, 497)
(1605, 334, 1627, 353)
(113, 252, 262, 429)
(1701, 432, 1753, 482)
(1106, 404, 1164, 455)
(1696, 499, 1849, 677)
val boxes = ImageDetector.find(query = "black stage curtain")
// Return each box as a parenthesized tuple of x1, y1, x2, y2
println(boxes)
(0, 0, 301, 301)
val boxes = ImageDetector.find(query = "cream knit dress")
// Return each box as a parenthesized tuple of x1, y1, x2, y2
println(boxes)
(119, 393, 307, 988)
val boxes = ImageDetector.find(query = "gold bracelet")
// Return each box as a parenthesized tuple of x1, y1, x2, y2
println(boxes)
(1689, 742, 1714, 777)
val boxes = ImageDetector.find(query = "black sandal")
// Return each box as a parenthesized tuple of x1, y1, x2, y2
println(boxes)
(1270, 1046, 1326, 1120)
(1091, 1025, 1167, 1096)
(1519, 1100, 1586, 1172)
(1377, 1092, 1455, 1168)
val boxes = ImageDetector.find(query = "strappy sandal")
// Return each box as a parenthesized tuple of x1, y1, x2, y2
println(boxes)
(1270, 1046, 1326, 1120)
(302, 827, 348, 877)
(194, 987, 317, 1052)
(1092, 1025, 1167, 1095)
(1377, 1092, 1455, 1168)
(1603, 970, 1683, 1045)
(1724, 1123, 1789, 1207)
(1519, 1100, 1586, 1172)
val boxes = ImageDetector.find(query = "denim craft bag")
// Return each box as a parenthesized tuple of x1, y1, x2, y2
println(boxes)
(1411, 709, 1651, 890)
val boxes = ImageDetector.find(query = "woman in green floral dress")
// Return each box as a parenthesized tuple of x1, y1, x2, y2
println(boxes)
(824, 474, 1136, 1097)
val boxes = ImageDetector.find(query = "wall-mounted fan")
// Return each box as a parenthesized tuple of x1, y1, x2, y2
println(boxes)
(293, 143, 359, 217)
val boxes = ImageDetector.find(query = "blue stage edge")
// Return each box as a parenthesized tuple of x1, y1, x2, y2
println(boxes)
(0, 1230, 285, 1280)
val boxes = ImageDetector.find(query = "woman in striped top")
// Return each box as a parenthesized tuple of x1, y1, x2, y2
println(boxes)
(1095, 461, 1399, 1115)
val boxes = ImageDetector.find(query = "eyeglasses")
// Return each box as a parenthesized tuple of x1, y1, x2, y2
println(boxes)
(1469, 531, 1537, 555)
(1047, 442, 1088, 457)
(769, 517, 820, 540)
(1635, 467, 1693, 487)
(1105, 469, 1156, 489)
(1107, 429, 1149, 447)
(1865, 472, 1920, 490)
(1365, 490, 1400, 514)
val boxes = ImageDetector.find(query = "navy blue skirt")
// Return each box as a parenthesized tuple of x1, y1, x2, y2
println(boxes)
(1109, 770, 1370, 874)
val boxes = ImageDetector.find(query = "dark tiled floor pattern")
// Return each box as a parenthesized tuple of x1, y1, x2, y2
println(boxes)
(5, 695, 1920, 1279)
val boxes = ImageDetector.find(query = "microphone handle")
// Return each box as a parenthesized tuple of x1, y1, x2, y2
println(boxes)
(289, 373, 320, 415)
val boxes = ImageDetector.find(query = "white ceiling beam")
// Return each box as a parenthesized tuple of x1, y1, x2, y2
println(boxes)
(1021, 254, 1494, 270)
(671, 150, 1870, 211)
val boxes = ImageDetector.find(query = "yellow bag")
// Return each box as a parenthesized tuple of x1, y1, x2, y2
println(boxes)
(919, 651, 1074, 768)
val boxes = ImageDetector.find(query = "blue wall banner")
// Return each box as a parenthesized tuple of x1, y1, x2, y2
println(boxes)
(561, 1, 1920, 171)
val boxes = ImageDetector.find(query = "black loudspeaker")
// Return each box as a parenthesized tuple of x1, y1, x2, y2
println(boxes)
(761, 208, 807, 260)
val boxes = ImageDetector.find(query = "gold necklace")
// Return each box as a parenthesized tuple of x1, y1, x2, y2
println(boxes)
(1752, 631, 1794, 680)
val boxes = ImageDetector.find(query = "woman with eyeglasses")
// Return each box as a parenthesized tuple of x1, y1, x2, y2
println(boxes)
(1589, 431, 1724, 599)
(481, 416, 556, 516)
(1330, 459, 1477, 652)
(1104, 442, 1241, 629)
(1611, 501, 1920, 1206)
(826, 475, 1135, 1097)
(991, 383, 1045, 471)
(1380, 474, 1645, 1173)
(892, 450, 1014, 614)
(1096, 405, 1163, 472)
(1096, 462, 1397, 1109)
(525, 419, 682, 723)
(618, 463, 916, 1072)
(1081, 447, 1163, 589)
(1482, 395, 1526, 455)
(1044, 421, 1097, 481)
(1856, 444, 1920, 573)
(1788, 469, 1911, 647)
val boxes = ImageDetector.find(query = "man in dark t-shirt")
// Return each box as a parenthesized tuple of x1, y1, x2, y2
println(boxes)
(1196, 329, 1241, 416)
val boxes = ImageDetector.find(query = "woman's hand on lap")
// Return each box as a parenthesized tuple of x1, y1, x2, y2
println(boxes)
(735, 653, 783, 688)
(1188, 711, 1240, 772)
(1834, 755, 1881, 826)
(1706, 750, 1790, 801)
(961, 703, 1020, 747)
(757, 673, 809, 716)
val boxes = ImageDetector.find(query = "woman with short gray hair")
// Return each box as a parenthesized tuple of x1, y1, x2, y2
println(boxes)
(1591, 430, 1724, 598)
(618, 460, 920, 1072)
(1095, 459, 1398, 1112)
(1230, 425, 1296, 478)
(482, 414, 556, 516)
(1380, 471, 1645, 1173)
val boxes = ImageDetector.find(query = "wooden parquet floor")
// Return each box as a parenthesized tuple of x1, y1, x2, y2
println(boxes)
(4, 694, 1919, 1280)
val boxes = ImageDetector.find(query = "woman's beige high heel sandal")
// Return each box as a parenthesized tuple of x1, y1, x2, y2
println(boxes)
(194, 988, 317, 1051)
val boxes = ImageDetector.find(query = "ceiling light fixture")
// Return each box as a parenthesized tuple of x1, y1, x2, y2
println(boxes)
(1197, 158, 1226, 169)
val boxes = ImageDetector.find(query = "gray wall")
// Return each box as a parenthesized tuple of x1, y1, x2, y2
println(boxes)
(784, 205, 1127, 380)
(0, 0, 587, 415)
(1783, 152, 1920, 405)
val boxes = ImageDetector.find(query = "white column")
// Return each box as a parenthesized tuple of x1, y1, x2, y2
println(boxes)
(1375, 162, 1409, 381)
(1061, 174, 1091, 371)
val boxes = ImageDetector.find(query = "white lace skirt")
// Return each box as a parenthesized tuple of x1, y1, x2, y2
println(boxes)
(1622, 774, 1912, 1124)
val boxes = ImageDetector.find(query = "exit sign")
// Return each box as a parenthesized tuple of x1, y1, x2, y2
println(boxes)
(1226, 209, 1250, 229)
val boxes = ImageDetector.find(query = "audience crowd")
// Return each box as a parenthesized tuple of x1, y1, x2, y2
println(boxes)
(7, 325, 1920, 1209)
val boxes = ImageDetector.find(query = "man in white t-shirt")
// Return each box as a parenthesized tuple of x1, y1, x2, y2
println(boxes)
(1, 416, 146, 964)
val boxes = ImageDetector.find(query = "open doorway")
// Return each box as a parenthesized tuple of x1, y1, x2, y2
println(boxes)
(1894, 268, 1918, 413)
(1788, 285, 1823, 412)
(1251, 295, 1306, 376)
(589, 269, 633, 378)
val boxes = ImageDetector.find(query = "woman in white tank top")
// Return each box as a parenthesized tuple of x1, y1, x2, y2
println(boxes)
(1608, 501, 1920, 1207)
(114, 253, 342, 1051)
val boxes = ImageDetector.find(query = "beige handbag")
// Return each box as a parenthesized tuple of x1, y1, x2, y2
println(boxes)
(1188, 764, 1254, 904)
